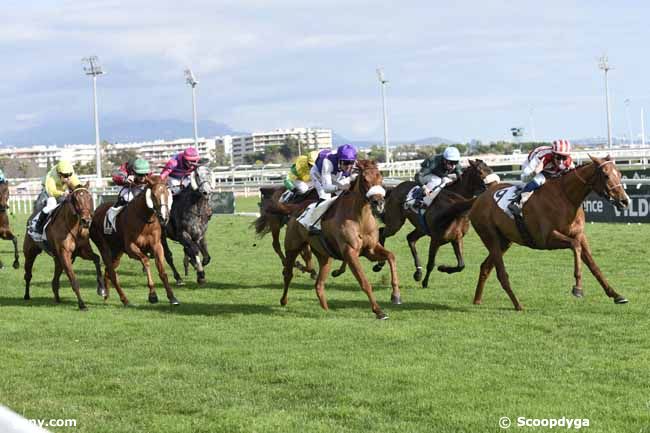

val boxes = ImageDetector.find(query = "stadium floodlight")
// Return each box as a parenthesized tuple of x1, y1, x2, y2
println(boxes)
(82, 56, 104, 186)
(185, 68, 199, 147)
(598, 55, 613, 150)
(376, 67, 390, 164)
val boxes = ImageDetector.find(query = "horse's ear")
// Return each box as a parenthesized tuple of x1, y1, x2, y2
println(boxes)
(84, 181, 90, 189)
(605, 154, 612, 160)
(468, 159, 476, 167)
(588, 154, 600, 164)
(146, 177, 155, 187)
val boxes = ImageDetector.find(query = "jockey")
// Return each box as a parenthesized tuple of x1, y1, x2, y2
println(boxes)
(280, 150, 319, 203)
(112, 158, 151, 207)
(508, 139, 575, 216)
(310, 144, 358, 201)
(34, 160, 80, 234)
(413, 146, 463, 208)
(160, 146, 201, 195)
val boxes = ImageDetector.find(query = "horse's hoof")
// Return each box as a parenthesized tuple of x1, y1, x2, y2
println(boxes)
(413, 269, 422, 281)
(23, 295, 30, 301)
(0, 263, 4, 269)
(197, 278, 206, 286)
(515, 304, 524, 311)
(310, 270, 317, 280)
(280, 298, 287, 306)
(123, 302, 132, 308)
(175, 279, 185, 287)
(12, 261, 19, 269)
(169, 297, 180, 306)
(331, 270, 342, 278)
(571, 286, 584, 298)
(372, 263, 383, 273)
(391, 295, 402, 305)
(148, 294, 159, 304)
(614, 296, 629, 304)
(422, 280, 429, 289)
(97, 287, 107, 297)
(376, 312, 389, 320)
(79, 304, 88, 311)
(473, 299, 482, 305)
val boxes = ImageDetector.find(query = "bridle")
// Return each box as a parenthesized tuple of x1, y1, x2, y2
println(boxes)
(67, 187, 92, 227)
(574, 160, 626, 206)
(351, 166, 386, 203)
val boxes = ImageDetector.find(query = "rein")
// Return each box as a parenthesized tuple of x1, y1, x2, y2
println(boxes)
(573, 160, 622, 195)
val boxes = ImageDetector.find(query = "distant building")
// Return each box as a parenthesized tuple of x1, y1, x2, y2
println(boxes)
(231, 128, 332, 164)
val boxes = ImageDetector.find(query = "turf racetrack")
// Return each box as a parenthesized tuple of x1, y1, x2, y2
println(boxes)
(0, 197, 648, 432)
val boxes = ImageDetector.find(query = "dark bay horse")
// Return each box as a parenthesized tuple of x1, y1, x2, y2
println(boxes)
(90, 175, 179, 306)
(0, 181, 19, 269)
(469, 155, 630, 310)
(162, 165, 213, 285)
(253, 186, 319, 278)
(23, 183, 104, 310)
(281, 160, 400, 319)
(374, 159, 497, 288)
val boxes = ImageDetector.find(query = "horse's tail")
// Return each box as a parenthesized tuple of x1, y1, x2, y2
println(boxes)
(433, 197, 477, 231)
(252, 213, 271, 238)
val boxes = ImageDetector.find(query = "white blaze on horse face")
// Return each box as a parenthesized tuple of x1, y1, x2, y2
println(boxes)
(365, 185, 386, 199)
(483, 173, 500, 184)
(160, 190, 168, 220)
(145, 188, 154, 209)
(167, 190, 173, 209)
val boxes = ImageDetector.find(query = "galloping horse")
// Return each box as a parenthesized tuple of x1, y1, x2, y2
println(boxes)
(469, 155, 630, 310)
(23, 183, 104, 310)
(0, 181, 19, 269)
(281, 160, 400, 319)
(254, 186, 319, 278)
(90, 175, 180, 306)
(374, 160, 496, 288)
(162, 165, 213, 285)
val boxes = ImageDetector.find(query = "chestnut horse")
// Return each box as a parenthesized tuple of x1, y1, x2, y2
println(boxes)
(373, 159, 497, 288)
(23, 183, 104, 310)
(281, 160, 400, 319)
(0, 181, 19, 269)
(90, 175, 179, 306)
(253, 186, 319, 278)
(469, 155, 630, 310)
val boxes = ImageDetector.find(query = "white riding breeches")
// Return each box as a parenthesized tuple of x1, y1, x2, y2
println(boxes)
(43, 197, 58, 214)
(293, 180, 311, 194)
(167, 176, 190, 196)
(422, 175, 452, 206)
(118, 185, 145, 203)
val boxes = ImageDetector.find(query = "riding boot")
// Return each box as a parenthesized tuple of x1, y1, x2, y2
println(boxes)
(508, 194, 523, 217)
(35, 211, 48, 234)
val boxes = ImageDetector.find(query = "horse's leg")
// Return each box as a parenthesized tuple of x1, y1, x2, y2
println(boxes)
(281, 247, 300, 306)
(438, 238, 466, 274)
(152, 242, 179, 305)
(313, 251, 332, 310)
(198, 236, 211, 267)
(579, 235, 627, 304)
(161, 235, 183, 286)
(547, 230, 584, 298)
(103, 250, 129, 306)
(127, 242, 160, 304)
(58, 249, 87, 310)
(298, 245, 317, 280)
(77, 243, 107, 298)
(6, 231, 20, 269)
(422, 239, 441, 289)
(270, 219, 286, 266)
(181, 232, 205, 284)
(331, 261, 347, 278)
(365, 244, 401, 305)
(473, 228, 511, 305)
(372, 212, 406, 273)
(344, 246, 387, 319)
(23, 239, 40, 301)
(473, 255, 493, 305)
(183, 255, 189, 277)
(51, 256, 63, 303)
(406, 228, 426, 282)
(490, 249, 522, 311)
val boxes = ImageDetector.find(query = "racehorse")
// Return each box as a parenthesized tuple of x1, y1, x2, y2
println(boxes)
(162, 165, 213, 285)
(23, 183, 104, 310)
(0, 181, 19, 269)
(253, 186, 320, 278)
(469, 155, 630, 310)
(90, 175, 180, 306)
(281, 160, 400, 319)
(373, 159, 497, 288)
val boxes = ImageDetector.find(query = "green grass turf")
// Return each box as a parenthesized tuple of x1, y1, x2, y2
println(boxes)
(0, 196, 648, 432)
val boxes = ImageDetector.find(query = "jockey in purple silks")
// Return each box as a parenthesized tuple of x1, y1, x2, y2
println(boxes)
(310, 144, 358, 201)
(160, 147, 201, 196)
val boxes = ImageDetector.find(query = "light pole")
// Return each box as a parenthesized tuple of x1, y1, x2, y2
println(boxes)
(642, 108, 646, 147)
(82, 56, 104, 186)
(185, 69, 199, 147)
(376, 68, 390, 164)
(598, 55, 613, 150)
(624, 98, 632, 146)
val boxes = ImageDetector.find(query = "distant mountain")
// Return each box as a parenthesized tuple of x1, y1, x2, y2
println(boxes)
(0, 118, 247, 147)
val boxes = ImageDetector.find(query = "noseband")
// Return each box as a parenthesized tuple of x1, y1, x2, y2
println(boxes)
(574, 160, 623, 198)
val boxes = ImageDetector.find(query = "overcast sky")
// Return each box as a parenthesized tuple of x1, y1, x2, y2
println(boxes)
(1, 0, 649, 143)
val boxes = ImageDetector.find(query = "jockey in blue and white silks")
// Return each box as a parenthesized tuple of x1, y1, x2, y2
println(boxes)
(310, 144, 358, 201)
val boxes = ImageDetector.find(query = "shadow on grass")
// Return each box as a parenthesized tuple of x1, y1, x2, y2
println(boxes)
(134, 301, 277, 317)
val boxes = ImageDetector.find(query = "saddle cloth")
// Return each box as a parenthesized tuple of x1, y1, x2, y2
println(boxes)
(27, 203, 61, 243)
(297, 196, 339, 231)
(403, 186, 424, 210)
(492, 185, 524, 219)
(104, 206, 125, 235)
